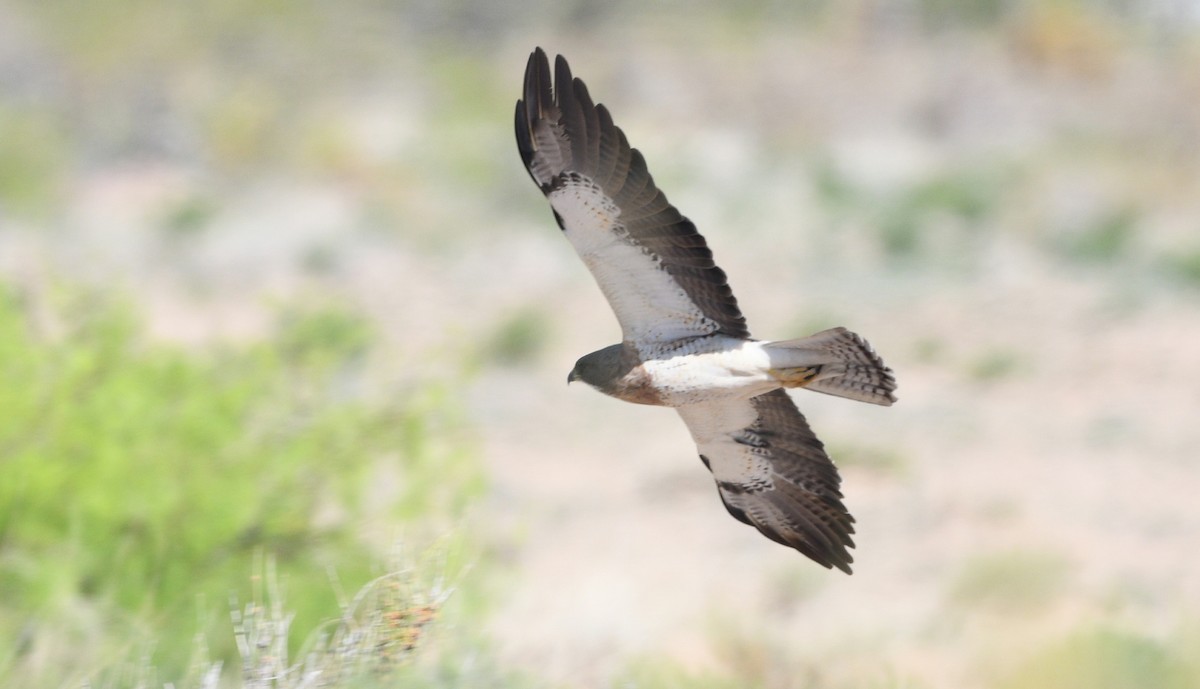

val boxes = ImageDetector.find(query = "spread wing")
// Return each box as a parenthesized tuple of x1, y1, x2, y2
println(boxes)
(515, 47, 749, 348)
(677, 389, 856, 573)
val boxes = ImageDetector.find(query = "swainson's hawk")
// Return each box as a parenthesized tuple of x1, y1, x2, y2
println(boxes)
(515, 48, 896, 574)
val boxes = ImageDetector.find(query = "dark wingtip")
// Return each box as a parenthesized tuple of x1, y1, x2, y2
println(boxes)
(522, 47, 552, 125)
(796, 534, 855, 575)
(832, 546, 855, 574)
(553, 53, 573, 94)
(518, 48, 554, 184)
(514, 100, 532, 168)
(784, 532, 854, 574)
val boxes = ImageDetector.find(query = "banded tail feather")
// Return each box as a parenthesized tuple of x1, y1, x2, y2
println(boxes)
(764, 327, 897, 406)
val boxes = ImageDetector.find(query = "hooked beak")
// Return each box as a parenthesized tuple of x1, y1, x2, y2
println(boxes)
(567, 369, 578, 385)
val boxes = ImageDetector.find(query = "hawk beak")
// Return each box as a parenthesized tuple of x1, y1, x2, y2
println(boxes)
(567, 369, 578, 385)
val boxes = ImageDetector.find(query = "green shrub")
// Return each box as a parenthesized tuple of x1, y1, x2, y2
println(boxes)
(0, 107, 67, 217)
(949, 549, 1071, 612)
(877, 168, 1004, 261)
(1161, 247, 1200, 286)
(995, 627, 1194, 689)
(481, 307, 551, 367)
(0, 287, 481, 683)
(966, 348, 1026, 382)
(1051, 206, 1139, 264)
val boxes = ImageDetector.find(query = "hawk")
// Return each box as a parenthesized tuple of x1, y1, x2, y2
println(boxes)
(515, 48, 896, 574)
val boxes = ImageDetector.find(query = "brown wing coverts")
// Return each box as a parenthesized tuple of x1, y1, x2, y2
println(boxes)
(515, 47, 748, 339)
(712, 390, 856, 573)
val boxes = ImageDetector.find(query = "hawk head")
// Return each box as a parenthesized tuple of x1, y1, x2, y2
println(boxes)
(567, 344, 624, 388)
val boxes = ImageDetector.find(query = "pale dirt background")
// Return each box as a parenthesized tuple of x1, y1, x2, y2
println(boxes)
(3, 3, 1200, 687)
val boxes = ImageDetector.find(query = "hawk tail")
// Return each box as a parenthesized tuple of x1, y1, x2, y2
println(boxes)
(764, 327, 897, 406)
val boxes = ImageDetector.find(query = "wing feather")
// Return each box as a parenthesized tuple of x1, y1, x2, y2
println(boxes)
(678, 389, 857, 574)
(516, 47, 749, 345)
(608, 127, 634, 199)
(593, 104, 620, 188)
(575, 78, 602, 173)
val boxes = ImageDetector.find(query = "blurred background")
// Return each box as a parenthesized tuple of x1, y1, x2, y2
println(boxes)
(2, 0, 1199, 687)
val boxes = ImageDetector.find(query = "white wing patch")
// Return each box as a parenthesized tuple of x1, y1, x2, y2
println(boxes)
(676, 399, 771, 487)
(548, 177, 719, 347)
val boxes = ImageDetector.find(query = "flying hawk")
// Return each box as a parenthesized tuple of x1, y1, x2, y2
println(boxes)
(515, 48, 896, 574)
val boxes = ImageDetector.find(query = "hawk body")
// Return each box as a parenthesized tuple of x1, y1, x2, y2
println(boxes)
(572, 336, 774, 407)
(517, 48, 896, 574)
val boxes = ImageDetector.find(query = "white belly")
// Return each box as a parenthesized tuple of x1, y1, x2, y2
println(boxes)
(637, 338, 777, 407)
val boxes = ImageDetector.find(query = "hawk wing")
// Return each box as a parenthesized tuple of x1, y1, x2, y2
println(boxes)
(677, 389, 856, 574)
(515, 47, 749, 348)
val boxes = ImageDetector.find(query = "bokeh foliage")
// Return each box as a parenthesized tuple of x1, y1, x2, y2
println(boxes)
(0, 287, 481, 683)
(996, 627, 1198, 689)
